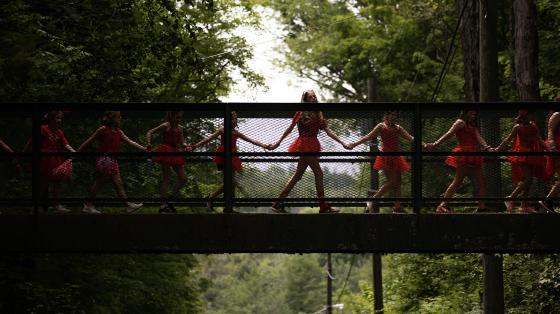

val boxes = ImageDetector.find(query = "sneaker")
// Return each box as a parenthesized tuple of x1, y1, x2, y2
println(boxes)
(518, 206, 538, 214)
(538, 200, 557, 214)
(54, 204, 71, 213)
(436, 204, 452, 213)
(271, 201, 288, 214)
(319, 205, 339, 214)
(206, 198, 214, 213)
(167, 202, 177, 213)
(82, 204, 101, 214)
(158, 204, 171, 214)
(366, 201, 377, 213)
(126, 202, 143, 213)
(504, 200, 514, 212)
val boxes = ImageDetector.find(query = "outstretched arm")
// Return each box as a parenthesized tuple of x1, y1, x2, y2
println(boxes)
(426, 119, 465, 150)
(0, 138, 14, 153)
(120, 130, 146, 151)
(78, 126, 104, 152)
(146, 122, 169, 150)
(188, 128, 223, 151)
(271, 120, 297, 150)
(347, 123, 382, 149)
(494, 125, 519, 151)
(237, 130, 269, 149)
(398, 125, 414, 142)
(323, 127, 346, 147)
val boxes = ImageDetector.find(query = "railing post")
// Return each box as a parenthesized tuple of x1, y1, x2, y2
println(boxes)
(413, 103, 422, 214)
(223, 104, 233, 213)
(32, 105, 41, 215)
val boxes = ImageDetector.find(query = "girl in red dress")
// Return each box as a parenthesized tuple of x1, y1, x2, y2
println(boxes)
(495, 110, 546, 213)
(146, 111, 188, 213)
(78, 111, 146, 214)
(426, 110, 491, 213)
(269, 90, 346, 214)
(33, 111, 76, 213)
(345, 111, 414, 213)
(189, 111, 271, 213)
(539, 97, 560, 213)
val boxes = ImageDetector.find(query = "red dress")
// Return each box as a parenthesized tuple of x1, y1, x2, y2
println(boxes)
(373, 124, 410, 172)
(545, 119, 560, 179)
(509, 123, 546, 183)
(288, 112, 327, 153)
(152, 127, 185, 166)
(212, 131, 242, 172)
(96, 126, 121, 176)
(40, 125, 71, 181)
(445, 125, 483, 168)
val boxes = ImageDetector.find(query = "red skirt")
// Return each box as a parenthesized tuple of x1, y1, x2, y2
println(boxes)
(51, 159, 73, 180)
(507, 146, 545, 167)
(212, 145, 242, 172)
(152, 144, 185, 166)
(373, 156, 410, 172)
(288, 137, 321, 153)
(40, 153, 67, 181)
(96, 157, 120, 176)
(445, 146, 483, 168)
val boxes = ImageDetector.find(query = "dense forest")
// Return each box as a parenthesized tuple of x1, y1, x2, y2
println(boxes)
(1, 0, 560, 313)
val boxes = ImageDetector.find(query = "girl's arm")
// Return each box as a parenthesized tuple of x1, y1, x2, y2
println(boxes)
(237, 130, 269, 149)
(120, 130, 147, 151)
(474, 128, 491, 151)
(548, 112, 560, 150)
(271, 120, 297, 150)
(0, 138, 14, 153)
(78, 126, 104, 152)
(427, 119, 465, 149)
(188, 128, 223, 151)
(323, 126, 346, 147)
(397, 124, 414, 142)
(146, 122, 169, 150)
(494, 125, 519, 151)
(348, 123, 383, 149)
(64, 144, 76, 153)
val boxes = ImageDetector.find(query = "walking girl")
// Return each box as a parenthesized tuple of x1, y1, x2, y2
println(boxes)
(269, 89, 346, 214)
(426, 110, 492, 213)
(345, 110, 414, 213)
(146, 111, 188, 213)
(78, 111, 146, 213)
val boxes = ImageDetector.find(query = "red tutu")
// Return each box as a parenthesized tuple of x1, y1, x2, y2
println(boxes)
(288, 136, 321, 153)
(40, 154, 66, 181)
(152, 144, 185, 166)
(445, 146, 483, 168)
(213, 145, 242, 172)
(96, 156, 120, 176)
(51, 159, 73, 180)
(507, 146, 545, 167)
(373, 156, 410, 172)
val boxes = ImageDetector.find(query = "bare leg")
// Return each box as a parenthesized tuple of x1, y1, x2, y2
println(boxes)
(160, 165, 171, 204)
(112, 174, 127, 200)
(437, 166, 468, 212)
(368, 171, 399, 211)
(171, 165, 188, 197)
(472, 166, 487, 209)
(277, 158, 309, 199)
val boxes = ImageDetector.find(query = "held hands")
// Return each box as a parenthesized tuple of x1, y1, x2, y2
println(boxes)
(424, 143, 437, 151)
(184, 144, 197, 152)
(343, 142, 354, 150)
(265, 143, 276, 150)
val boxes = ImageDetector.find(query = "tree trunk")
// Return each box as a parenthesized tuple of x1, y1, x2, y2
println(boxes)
(457, 0, 479, 101)
(513, 0, 540, 100)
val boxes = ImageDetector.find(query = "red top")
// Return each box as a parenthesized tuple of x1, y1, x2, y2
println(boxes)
(379, 124, 400, 152)
(162, 127, 182, 147)
(98, 126, 121, 153)
(456, 125, 479, 147)
(293, 112, 327, 137)
(514, 123, 539, 149)
(40, 125, 69, 152)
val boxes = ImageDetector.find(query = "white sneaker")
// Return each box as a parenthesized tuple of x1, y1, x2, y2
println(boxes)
(126, 202, 143, 213)
(54, 204, 71, 213)
(82, 204, 101, 214)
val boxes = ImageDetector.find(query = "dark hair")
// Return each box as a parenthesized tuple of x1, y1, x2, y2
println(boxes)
(43, 111, 63, 124)
(101, 111, 119, 126)
(301, 90, 318, 103)
(555, 95, 560, 102)
(458, 110, 478, 128)
(515, 109, 535, 125)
